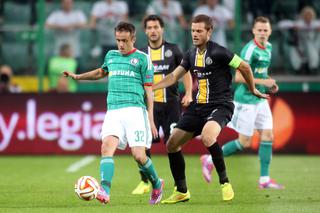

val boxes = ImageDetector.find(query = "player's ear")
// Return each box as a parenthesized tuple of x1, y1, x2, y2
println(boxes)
(208, 28, 213, 38)
(132, 35, 136, 44)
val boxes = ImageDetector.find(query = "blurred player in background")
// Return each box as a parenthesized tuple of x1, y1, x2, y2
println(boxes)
(63, 22, 164, 205)
(153, 14, 268, 204)
(200, 16, 284, 189)
(131, 15, 193, 195)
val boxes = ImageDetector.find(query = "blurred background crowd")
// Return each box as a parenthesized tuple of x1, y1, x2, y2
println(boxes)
(0, 0, 320, 93)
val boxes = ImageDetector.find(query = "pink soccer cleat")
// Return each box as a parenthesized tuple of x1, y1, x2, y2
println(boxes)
(149, 179, 164, 205)
(200, 154, 214, 183)
(259, 179, 284, 189)
(96, 187, 110, 205)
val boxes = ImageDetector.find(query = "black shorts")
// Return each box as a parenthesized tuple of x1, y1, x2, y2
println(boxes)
(153, 99, 181, 143)
(176, 101, 234, 137)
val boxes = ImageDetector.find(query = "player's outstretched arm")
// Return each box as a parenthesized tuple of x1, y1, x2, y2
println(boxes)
(153, 65, 187, 90)
(63, 68, 107, 81)
(237, 61, 269, 99)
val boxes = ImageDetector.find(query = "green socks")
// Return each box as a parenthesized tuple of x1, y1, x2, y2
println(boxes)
(140, 157, 161, 189)
(259, 141, 272, 177)
(100, 157, 114, 195)
(222, 140, 244, 157)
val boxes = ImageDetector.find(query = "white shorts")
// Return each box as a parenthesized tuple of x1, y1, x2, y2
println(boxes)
(227, 100, 273, 136)
(101, 107, 152, 150)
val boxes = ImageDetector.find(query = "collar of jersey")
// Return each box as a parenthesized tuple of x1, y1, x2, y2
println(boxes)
(254, 39, 266, 50)
(123, 48, 137, 55)
(148, 40, 166, 50)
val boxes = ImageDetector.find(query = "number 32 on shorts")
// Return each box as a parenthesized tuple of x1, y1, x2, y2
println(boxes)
(134, 130, 145, 142)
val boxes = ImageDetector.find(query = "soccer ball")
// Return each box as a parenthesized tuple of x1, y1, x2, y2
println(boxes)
(74, 176, 100, 201)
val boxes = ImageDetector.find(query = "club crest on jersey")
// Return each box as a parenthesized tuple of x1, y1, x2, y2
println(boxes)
(130, 58, 139, 65)
(205, 57, 213, 65)
(165, 49, 172, 58)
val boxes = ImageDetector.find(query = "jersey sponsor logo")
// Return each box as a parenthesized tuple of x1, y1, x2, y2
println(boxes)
(153, 64, 170, 73)
(165, 49, 173, 58)
(130, 58, 139, 65)
(205, 57, 213, 65)
(109, 70, 135, 77)
(193, 69, 212, 78)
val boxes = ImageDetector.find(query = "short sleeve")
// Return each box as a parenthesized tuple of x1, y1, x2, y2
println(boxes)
(240, 45, 254, 64)
(76, 11, 87, 23)
(117, 1, 128, 15)
(214, 45, 236, 67)
(101, 52, 109, 72)
(91, 2, 101, 17)
(173, 45, 183, 65)
(172, 1, 183, 16)
(180, 51, 191, 71)
(141, 55, 154, 86)
(46, 11, 57, 25)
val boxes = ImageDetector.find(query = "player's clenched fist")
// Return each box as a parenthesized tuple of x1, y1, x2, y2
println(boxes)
(63, 71, 79, 80)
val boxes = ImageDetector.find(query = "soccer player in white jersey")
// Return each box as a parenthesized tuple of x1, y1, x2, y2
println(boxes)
(63, 22, 164, 205)
(200, 16, 284, 189)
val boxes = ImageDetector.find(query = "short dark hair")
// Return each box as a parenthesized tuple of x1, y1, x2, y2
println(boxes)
(114, 21, 136, 37)
(192, 14, 214, 31)
(143, 15, 164, 29)
(60, 43, 71, 52)
(254, 16, 270, 26)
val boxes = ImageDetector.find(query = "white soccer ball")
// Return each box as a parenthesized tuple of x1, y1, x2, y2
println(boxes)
(74, 176, 100, 201)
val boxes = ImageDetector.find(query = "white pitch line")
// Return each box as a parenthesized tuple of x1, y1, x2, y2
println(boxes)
(66, 155, 97, 173)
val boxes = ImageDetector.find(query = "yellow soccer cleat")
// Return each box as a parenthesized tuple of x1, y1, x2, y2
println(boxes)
(221, 182, 234, 201)
(161, 188, 190, 204)
(132, 181, 151, 195)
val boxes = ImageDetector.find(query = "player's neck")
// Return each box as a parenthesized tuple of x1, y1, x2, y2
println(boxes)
(149, 39, 163, 49)
(197, 44, 207, 53)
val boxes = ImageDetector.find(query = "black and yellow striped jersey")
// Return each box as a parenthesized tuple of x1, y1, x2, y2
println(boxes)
(141, 41, 182, 103)
(181, 40, 240, 105)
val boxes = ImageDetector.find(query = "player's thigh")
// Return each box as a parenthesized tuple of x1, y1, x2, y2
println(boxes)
(255, 100, 273, 131)
(175, 103, 204, 136)
(101, 109, 127, 150)
(124, 107, 152, 149)
(101, 110, 124, 143)
(166, 128, 194, 152)
(228, 102, 257, 137)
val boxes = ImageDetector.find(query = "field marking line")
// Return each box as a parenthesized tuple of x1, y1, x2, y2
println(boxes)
(66, 155, 97, 173)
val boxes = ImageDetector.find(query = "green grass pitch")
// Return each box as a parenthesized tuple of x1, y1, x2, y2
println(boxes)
(0, 155, 319, 213)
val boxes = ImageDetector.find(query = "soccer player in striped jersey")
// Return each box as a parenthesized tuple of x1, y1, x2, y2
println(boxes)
(63, 22, 164, 205)
(153, 14, 268, 204)
(131, 15, 193, 195)
(200, 16, 284, 189)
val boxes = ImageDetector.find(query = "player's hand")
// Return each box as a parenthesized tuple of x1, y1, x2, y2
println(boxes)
(252, 88, 269, 99)
(150, 121, 158, 139)
(181, 94, 193, 107)
(269, 83, 279, 94)
(264, 79, 276, 88)
(63, 71, 79, 80)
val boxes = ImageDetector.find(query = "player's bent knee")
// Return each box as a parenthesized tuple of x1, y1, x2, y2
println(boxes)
(239, 138, 252, 148)
(201, 135, 217, 147)
(261, 131, 274, 141)
(166, 139, 180, 153)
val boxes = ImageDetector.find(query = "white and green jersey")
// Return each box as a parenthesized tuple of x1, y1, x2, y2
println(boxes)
(102, 49, 154, 110)
(234, 39, 272, 104)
